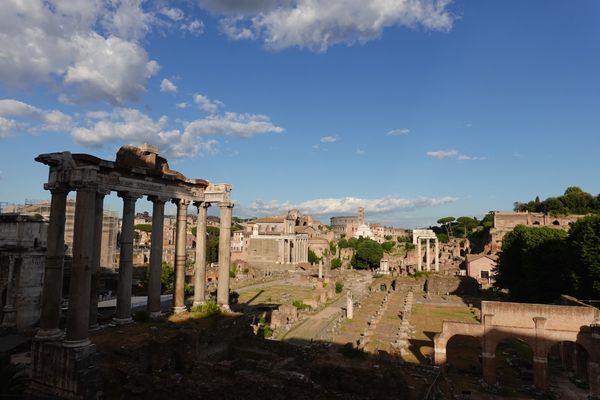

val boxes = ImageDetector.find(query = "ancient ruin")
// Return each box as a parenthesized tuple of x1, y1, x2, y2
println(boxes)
(433, 301, 600, 397)
(412, 229, 439, 272)
(29, 144, 233, 398)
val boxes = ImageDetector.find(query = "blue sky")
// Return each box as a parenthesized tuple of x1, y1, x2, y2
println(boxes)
(1, 0, 599, 227)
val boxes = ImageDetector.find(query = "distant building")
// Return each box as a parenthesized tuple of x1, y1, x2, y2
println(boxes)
(490, 211, 586, 252)
(465, 253, 498, 286)
(331, 207, 364, 239)
(0, 214, 47, 332)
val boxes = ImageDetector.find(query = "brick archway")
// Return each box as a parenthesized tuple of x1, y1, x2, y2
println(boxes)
(433, 301, 600, 397)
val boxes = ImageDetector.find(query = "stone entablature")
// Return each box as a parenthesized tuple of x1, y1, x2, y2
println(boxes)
(433, 301, 600, 397)
(31, 144, 234, 399)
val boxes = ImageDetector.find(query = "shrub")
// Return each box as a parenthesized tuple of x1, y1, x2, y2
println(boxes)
(335, 282, 344, 293)
(331, 258, 342, 269)
(261, 326, 273, 338)
(190, 299, 220, 318)
(292, 300, 309, 310)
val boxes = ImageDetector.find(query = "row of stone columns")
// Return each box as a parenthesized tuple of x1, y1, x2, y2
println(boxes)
(35, 185, 234, 347)
(280, 237, 308, 264)
(416, 237, 439, 272)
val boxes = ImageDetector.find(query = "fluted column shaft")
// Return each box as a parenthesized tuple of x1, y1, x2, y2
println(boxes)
(64, 187, 97, 347)
(217, 202, 233, 309)
(89, 191, 106, 330)
(172, 199, 189, 313)
(193, 202, 209, 306)
(417, 238, 422, 271)
(435, 239, 440, 272)
(147, 196, 167, 316)
(36, 187, 69, 340)
(114, 192, 139, 324)
(426, 238, 431, 271)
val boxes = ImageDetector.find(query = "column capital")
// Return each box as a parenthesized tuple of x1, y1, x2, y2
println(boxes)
(172, 198, 191, 207)
(219, 201, 234, 209)
(194, 201, 211, 209)
(96, 186, 111, 197)
(47, 184, 72, 195)
(118, 191, 142, 201)
(148, 195, 170, 205)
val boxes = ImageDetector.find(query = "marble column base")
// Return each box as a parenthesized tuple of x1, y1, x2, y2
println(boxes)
(63, 338, 91, 348)
(112, 317, 133, 325)
(35, 328, 65, 341)
(172, 306, 187, 314)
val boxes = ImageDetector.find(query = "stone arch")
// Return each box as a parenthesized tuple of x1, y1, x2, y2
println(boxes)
(532, 221, 541, 225)
(445, 334, 482, 374)
(493, 337, 534, 386)
(552, 220, 561, 226)
(547, 340, 589, 383)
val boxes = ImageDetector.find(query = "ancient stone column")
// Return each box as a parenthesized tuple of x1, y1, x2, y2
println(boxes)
(147, 196, 167, 317)
(172, 199, 190, 314)
(1, 256, 16, 328)
(217, 202, 233, 309)
(64, 187, 97, 347)
(435, 238, 440, 272)
(346, 291, 353, 319)
(532, 317, 549, 391)
(318, 261, 323, 279)
(113, 192, 140, 325)
(89, 190, 107, 331)
(482, 314, 496, 385)
(193, 201, 210, 306)
(36, 186, 69, 340)
(426, 238, 431, 271)
(417, 238, 422, 271)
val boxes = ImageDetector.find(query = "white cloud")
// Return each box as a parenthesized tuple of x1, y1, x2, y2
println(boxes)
(208, 0, 454, 52)
(181, 19, 205, 35)
(0, 0, 158, 105)
(193, 93, 225, 114)
(0, 117, 17, 138)
(0, 99, 72, 134)
(68, 106, 283, 158)
(356, 147, 365, 155)
(320, 135, 338, 143)
(184, 112, 284, 138)
(160, 7, 185, 21)
(160, 78, 178, 93)
(426, 149, 485, 160)
(244, 195, 458, 217)
(387, 128, 410, 136)
(175, 102, 189, 109)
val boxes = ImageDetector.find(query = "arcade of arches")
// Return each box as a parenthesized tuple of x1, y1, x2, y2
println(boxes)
(434, 301, 600, 397)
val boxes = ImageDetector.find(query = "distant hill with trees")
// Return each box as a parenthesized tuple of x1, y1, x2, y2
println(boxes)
(513, 186, 600, 215)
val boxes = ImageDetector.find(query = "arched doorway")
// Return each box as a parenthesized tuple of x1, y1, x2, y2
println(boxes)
(446, 335, 481, 375)
(548, 341, 590, 398)
(494, 338, 534, 389)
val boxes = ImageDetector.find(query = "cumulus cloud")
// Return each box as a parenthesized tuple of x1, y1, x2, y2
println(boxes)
(160, 7, 185, 21)
(244, 195, 458, 217)
(320, 135, 338, 143)
(184, 112, 284, 138)
(67, 103, 283, 158)
(160, 78, 178, 93)
(204, 0, 454, 51)
(194, 93, 225, 114)
(426, 149, 485, 160)
(387, 128, 410, 136)
(175, 102, 189, 109)
(0, 99, 72, 135)
(0, 0, 160, 105)
(181, 19, 205, 35)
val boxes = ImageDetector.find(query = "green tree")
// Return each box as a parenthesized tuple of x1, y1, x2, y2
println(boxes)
(134, 223, 152, 233)
(351, 239, 383, 270)
(331, 258, 342, 269)
(308, 249, 320, 265)
(568, 215, 600, 298)
(437, 216, 456, 237)
(329, 241, 337, 255)
(436, 233, 449, 243)
(495, 225, 569, 303)
(381, 241, 395, 252)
